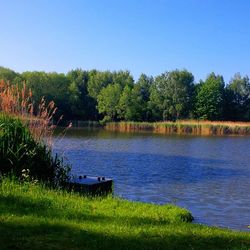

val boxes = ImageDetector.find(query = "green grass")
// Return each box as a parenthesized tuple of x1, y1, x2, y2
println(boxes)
(0, 178, 250, 250)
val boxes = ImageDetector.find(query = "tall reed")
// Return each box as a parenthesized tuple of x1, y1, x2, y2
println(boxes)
(0, 80, 71, 185)
(105, 121, 250, 136)
(0, 80, 63, 145)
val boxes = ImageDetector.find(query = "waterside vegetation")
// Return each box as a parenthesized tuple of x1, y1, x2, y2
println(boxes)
(1, 66, 250, 123)
(1, 178, 250, 250)
(105, 120, 250, 136)
(0, 81, 70, 185)
(1, 73, 250, 250)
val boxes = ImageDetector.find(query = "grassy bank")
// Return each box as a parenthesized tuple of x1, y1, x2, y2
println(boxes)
(105, 121, 250, 136)
(0, 178, 250, 250)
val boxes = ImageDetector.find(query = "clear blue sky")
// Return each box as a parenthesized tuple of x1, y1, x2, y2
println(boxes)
(1, 0, 250, 83)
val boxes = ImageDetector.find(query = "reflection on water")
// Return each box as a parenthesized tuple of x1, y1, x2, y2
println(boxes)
(53, 128, 250, 231)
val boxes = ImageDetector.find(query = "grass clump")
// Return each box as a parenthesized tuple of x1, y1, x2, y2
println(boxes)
(0, 114, 70, 185)
(0, 178, 250, 250)
(0, 81, 70, 186)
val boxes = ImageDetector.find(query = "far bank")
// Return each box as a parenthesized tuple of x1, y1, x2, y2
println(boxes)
(104, 120, 250, 136)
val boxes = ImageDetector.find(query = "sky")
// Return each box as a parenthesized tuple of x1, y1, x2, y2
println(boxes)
(1, 0, 250, 83)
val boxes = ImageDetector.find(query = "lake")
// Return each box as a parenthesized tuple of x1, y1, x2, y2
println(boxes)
(53, 128, 250, 231)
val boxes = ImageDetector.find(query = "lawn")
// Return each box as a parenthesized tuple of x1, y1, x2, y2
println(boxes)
(0, 178, 249, 250)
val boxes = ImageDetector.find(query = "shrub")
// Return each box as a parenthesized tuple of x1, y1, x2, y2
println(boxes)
(0, 81, 71, 186)
(0, 114, 70, 186)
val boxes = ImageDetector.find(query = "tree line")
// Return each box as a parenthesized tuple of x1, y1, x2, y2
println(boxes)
(0, 66, 250, 122)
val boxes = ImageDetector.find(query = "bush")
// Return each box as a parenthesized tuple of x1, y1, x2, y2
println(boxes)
(0, 114, 70, 186)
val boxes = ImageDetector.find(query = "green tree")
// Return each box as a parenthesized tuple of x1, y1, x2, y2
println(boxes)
(117, 85, 144, 121)
(0, 66, 22, 84)
(148, 83, 163, 121)
(67, 69, 97, 120)
(22, 71, 50, 103)
(128, 85, 147, 121)
(117, 85, 133, 120)
(195, 73, 225, 120)
(22, 71, 70, 119)
(225, 73, 250, 120)
(87, 70, 113, 99)
(97, 84, 122, 122)
(118, 74, 153, 121)
(87, 70, 134, 99)
(135, 74, 154, 120)
(112, 70, 134, 89)
(149, 70, 194, 121)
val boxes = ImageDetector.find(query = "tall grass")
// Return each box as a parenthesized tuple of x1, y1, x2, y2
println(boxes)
(0, 114, 70, 185)
(0, 80, 63, 145)
(0, 80, 70, 185)
(105, 121, 250, 136)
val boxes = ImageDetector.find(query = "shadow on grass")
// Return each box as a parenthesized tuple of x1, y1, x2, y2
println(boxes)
(0, 220, 250, 250)
(1, 193, 249, 249)
(0, 194, 173, 226)
(0, 194, 107, 222)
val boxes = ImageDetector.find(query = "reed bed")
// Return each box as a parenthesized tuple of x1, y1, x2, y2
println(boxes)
(0, 80, 70, 185)
(0, 80, 63, 145)
(105, 120, 250, 136)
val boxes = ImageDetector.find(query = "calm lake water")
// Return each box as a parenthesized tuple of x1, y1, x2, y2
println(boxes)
(53, 128, 250, 231)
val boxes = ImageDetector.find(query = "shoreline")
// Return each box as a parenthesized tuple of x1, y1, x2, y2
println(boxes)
(104, 121, 250, 136)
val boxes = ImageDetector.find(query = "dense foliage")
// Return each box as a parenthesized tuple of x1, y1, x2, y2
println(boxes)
(1, 66, 250, 122)
(0, 114, 70, 185)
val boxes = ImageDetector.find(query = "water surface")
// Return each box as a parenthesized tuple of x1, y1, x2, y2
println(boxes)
(54, 128, 250, 231)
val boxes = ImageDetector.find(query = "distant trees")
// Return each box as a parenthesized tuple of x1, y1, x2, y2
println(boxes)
(87, 70, 113, 99)
(135, 74, 154, 121)
(194, 73, 225, 120)
(97, 84, 122, 122)
(87, 70, 133, 99)
(117, 74, 153, 121)
(117, 85, 133, 120)
(149, 70, 194, 121)
(0, 67, 21, 84)
(22, 71, 71, 119)
(67, 69, 97, 120)
(0, 66, 250, 122)
(225, 73, 250, 121)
